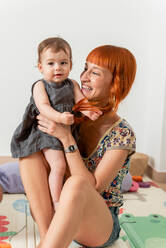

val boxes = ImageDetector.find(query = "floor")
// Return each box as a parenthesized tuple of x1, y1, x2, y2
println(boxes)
(0, 157, 166, 247)
(1, 177, 166, 248)
(154, 181, 166, 191)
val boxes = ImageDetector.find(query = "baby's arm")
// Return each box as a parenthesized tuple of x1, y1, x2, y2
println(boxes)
(72, 79, 85, 103)
(33, 81, 74, 125)
(72, 80, 102, 121)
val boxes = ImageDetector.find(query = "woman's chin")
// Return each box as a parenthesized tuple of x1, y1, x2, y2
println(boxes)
(81, 88, 93, 100)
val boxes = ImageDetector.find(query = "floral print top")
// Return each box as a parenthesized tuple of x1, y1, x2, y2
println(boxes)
(83, 118, 136, 207)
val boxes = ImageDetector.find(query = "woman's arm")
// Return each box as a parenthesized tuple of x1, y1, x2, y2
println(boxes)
(93, 149, 129, 192)
(37, 115, 96, 186)
(62, 133, 97, 186)
(33, 81, 74, 125)
(37, 115, 129, 192)
(62, 135, 129, 193)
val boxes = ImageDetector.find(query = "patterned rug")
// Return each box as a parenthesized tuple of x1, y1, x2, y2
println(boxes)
(0, 177, 166, 248)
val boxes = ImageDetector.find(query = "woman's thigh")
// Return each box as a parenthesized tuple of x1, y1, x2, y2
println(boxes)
(19, 152, 54, 236)
(62, 176, 114, 247)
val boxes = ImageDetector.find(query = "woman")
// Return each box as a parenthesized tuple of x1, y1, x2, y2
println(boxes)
(20, 45, 136, 248)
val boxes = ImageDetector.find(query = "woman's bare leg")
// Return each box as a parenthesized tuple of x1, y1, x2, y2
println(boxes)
(40, 175, 113, 248)
(43, 149, 66, 209)
(19, 152, 54, 239)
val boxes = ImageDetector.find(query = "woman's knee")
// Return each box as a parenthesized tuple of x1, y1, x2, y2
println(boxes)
(62, 175, 90, 201)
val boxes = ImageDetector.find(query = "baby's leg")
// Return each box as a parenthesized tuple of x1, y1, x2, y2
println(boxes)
(43, 149, 66, 209)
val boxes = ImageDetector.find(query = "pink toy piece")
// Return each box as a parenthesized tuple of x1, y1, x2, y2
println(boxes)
(129, 181, 139, 192)
(138, 181, 151, 188)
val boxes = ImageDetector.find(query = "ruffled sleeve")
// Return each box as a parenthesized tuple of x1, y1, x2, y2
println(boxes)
(105, 119, 136, 156)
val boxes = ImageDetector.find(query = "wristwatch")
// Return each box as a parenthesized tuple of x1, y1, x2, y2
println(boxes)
(64, 144, 78, 153)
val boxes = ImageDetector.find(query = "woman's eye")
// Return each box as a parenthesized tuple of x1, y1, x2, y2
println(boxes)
(84, 67, 87, 71)
(92, 71, 100, 75)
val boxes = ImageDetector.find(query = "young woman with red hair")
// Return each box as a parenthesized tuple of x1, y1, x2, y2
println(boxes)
(20, 45, 136, 248)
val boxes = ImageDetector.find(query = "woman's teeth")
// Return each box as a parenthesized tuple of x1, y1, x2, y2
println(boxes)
(82, 86, 92, 91)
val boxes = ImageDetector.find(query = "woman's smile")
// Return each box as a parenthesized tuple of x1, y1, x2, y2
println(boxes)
(81, 84, 93, 95)
(81, 85, 92, 91)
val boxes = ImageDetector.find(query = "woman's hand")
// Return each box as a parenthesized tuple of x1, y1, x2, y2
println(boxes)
(37, 114, 71, 142)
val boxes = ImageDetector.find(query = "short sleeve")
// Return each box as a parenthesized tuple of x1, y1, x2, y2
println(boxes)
(105, 119, 136, 155)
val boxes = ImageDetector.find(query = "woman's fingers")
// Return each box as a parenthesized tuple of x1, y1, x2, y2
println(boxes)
(37, 115, 56, 131)
(37, 114, 71, 140)
(38, 123, 55, 135)
(37, 114, 49, 123)
(37, 118, 56, 136)
(38, 120, 49, 128)
(38, 124, 48, 133)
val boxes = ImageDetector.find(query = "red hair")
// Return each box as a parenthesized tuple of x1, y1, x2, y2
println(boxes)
(73, 45, 136, 122)
(86, 45, 136, 112)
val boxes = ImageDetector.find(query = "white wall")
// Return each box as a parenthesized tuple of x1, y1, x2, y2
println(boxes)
(0, 0, 165, 172)
(141, 0, 166, 172)
(160, 82, 166, 171)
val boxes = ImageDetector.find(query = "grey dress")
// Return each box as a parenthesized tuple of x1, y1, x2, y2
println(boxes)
(11, 78, 75, 158)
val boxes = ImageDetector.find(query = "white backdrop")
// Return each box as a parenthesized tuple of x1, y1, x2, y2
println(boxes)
(0, 0, 166, 172)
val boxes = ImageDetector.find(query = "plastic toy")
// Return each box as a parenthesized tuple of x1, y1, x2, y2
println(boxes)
(138, 181, 151, 188)
(132, 176, 143, 182)
(120, 214, 166, 248)
(129, 181, 139, 192)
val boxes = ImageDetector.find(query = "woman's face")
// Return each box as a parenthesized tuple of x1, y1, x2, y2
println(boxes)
(80, 62, 113, 106)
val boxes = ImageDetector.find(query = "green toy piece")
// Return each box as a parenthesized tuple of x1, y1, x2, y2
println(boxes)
(119, 213, 166, 248)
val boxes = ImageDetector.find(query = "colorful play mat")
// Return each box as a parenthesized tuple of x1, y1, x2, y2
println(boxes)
(0, 176, 166, 248)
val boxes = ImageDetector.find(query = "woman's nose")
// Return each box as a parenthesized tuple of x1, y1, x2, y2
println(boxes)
(81, 70, 90, 81)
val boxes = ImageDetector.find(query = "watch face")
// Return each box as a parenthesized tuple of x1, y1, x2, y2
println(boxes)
(65, 144, 78, 153)
(69, 145, 75, 151)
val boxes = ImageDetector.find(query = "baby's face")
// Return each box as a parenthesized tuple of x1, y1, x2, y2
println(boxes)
(38, 48, 71, 83)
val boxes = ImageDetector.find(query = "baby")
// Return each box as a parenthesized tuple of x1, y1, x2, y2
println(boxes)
(11, 37, 101, 209)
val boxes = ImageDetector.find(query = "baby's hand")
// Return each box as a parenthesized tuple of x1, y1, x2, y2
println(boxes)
(60, 112, 74, 125)
(82, 110, 102, 121)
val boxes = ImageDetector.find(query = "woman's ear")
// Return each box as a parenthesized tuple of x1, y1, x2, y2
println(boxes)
(110, 83, 115, 94)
